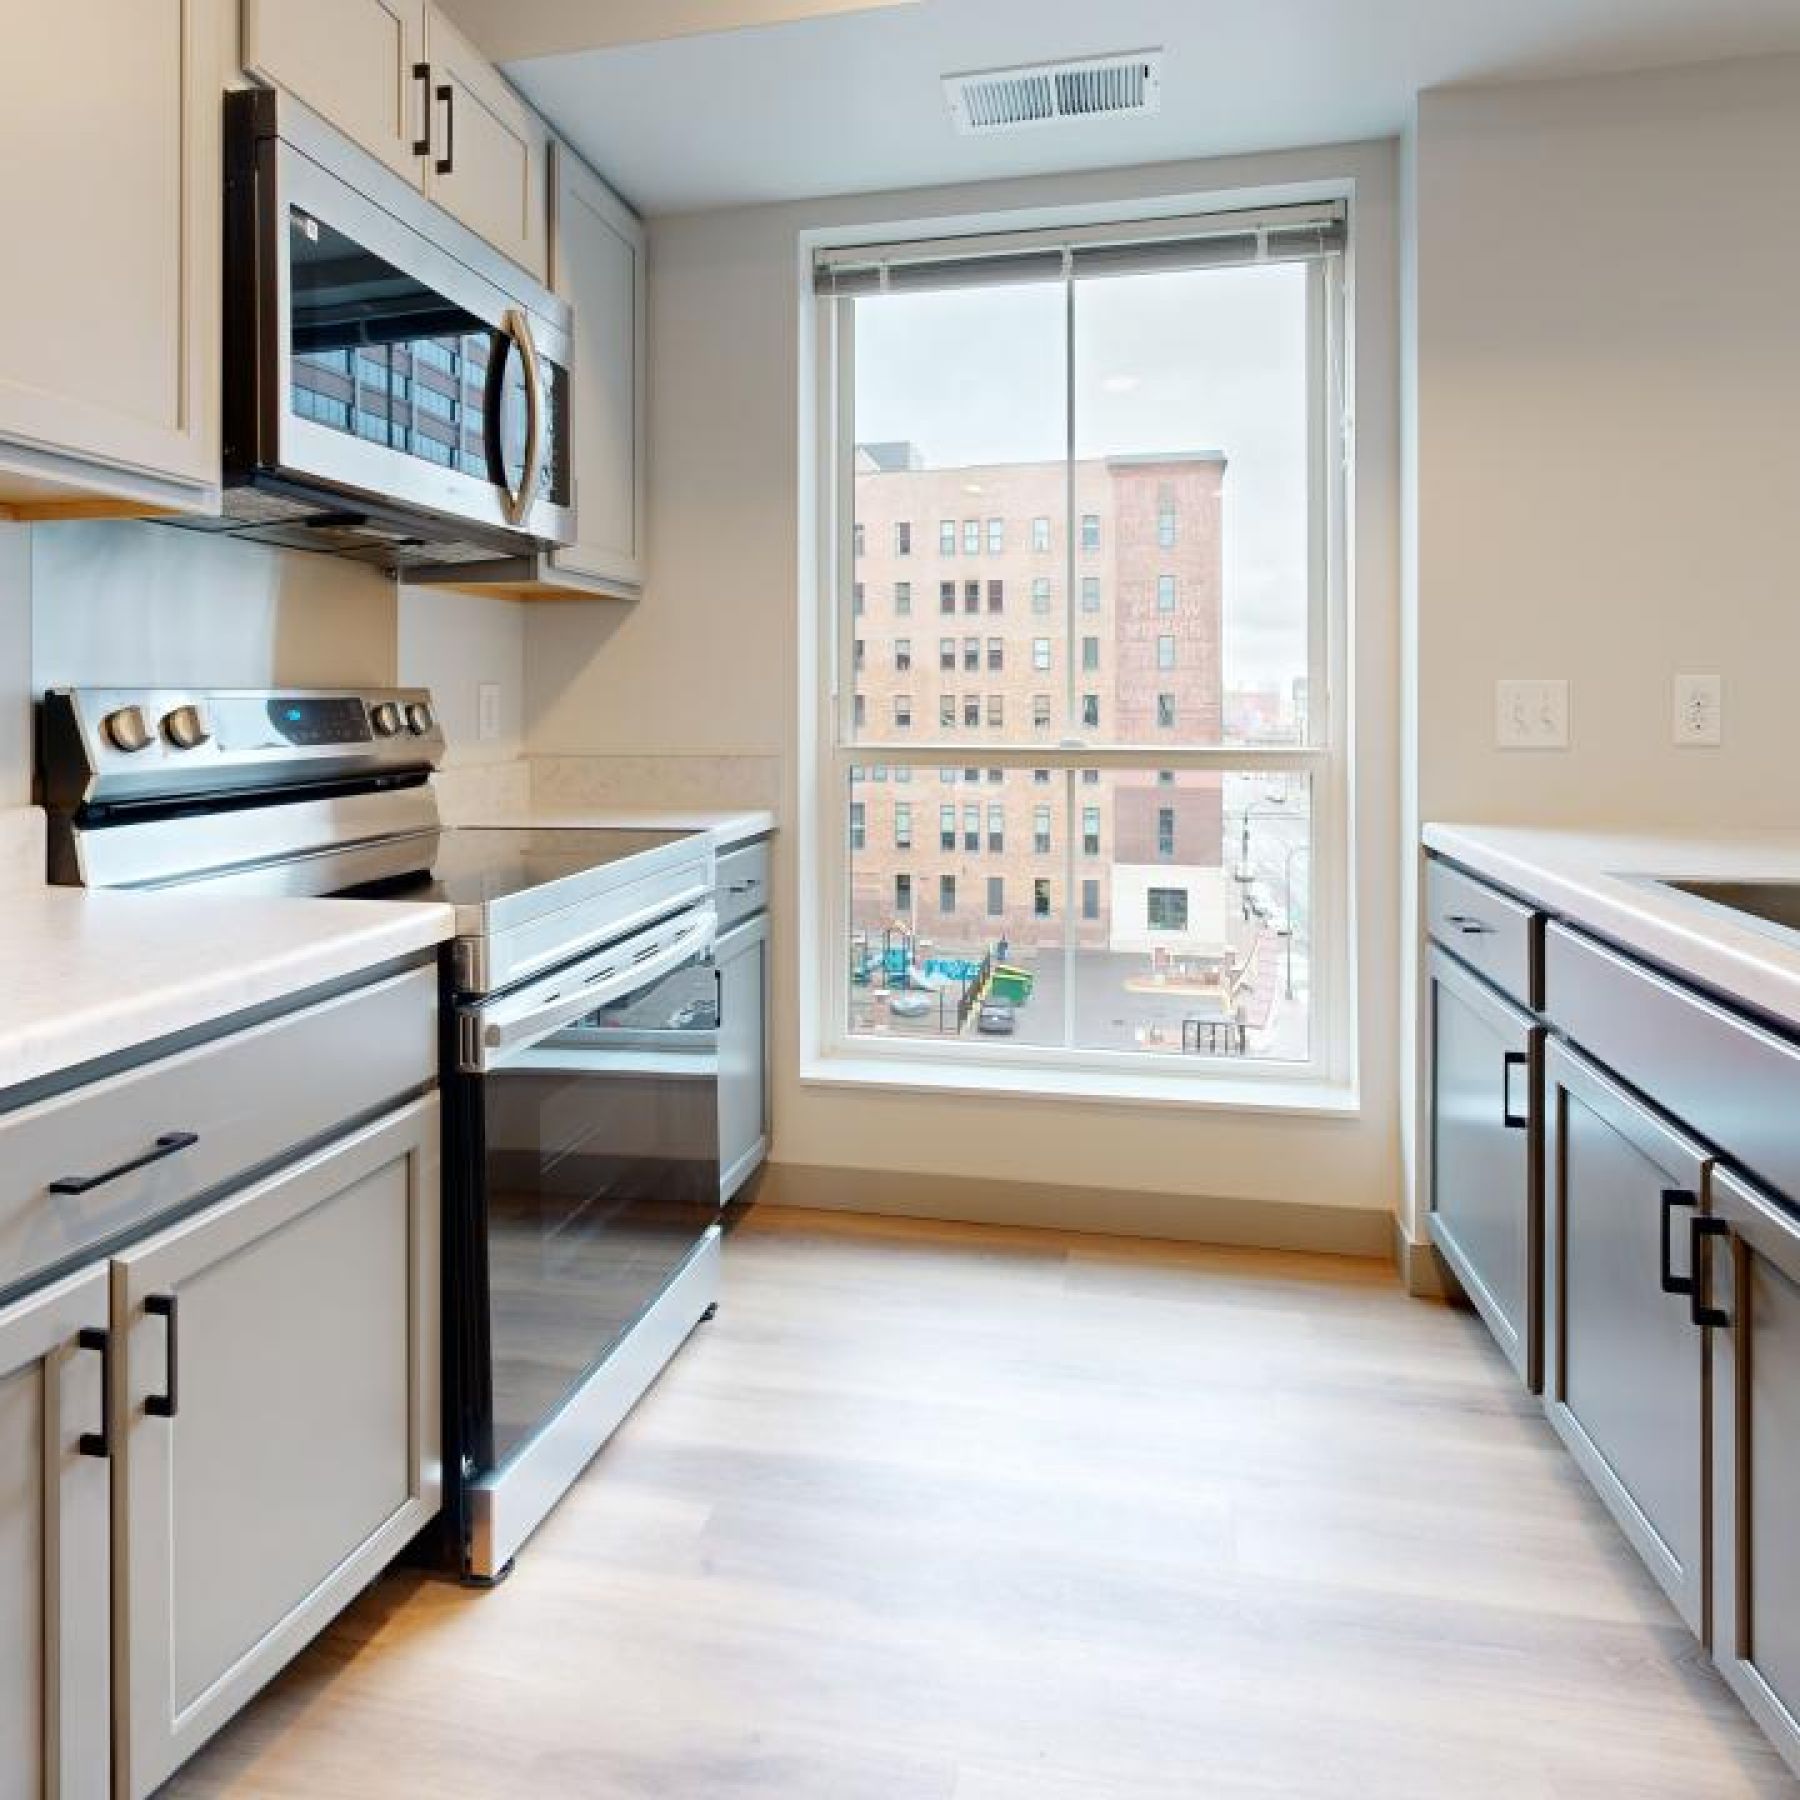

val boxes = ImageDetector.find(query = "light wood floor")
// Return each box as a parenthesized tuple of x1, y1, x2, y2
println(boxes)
(169, 1206, 1797, 1798)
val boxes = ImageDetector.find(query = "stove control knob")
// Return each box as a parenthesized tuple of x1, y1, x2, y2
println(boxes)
(370, 701, 404, 737)
(102, 705, 153, 754)
(404, 701, 435, 736)
(161, 704, 211, 750)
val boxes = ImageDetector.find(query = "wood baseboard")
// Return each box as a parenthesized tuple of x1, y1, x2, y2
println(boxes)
(1393, 1220, 1464, 1299)
(755, 1162, 1393, 1260)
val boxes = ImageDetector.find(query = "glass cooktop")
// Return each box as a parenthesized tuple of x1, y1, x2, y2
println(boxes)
(413, 827, 694, 908)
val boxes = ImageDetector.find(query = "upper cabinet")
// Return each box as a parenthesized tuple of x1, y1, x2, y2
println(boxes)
(243, 0, 548, 281)
(0, 0, 220, 518)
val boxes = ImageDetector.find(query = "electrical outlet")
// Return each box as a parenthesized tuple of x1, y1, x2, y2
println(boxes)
(1673, 673, 1722, 747)
(477, 682, 502, 742)
(1495, 679, 1569, 750)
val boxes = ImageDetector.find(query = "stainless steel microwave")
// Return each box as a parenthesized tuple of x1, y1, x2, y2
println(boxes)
(176, 87, 575, 571)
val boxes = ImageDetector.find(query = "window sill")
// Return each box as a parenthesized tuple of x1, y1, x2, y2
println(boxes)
(799, 1051, 1361, 1117)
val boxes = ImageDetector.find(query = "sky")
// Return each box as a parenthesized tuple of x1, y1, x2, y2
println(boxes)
(852, 261, 1311, 693)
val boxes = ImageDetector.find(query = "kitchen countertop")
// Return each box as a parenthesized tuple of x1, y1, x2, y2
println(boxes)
(0, 807, 453, 1095)
(455, 805, 776, 853)
(1426, 822, 1800, 1028)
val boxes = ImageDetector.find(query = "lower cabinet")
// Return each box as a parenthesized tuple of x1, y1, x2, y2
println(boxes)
(1428, 946, 1542, 1388)
(0, 1267, 110, 1800)
(1706, 1166, 1800, 1767)
(111, 1098, 441, 1798)
(717, 911, 770, 1203)
(1544, 1040, 1711, 1638)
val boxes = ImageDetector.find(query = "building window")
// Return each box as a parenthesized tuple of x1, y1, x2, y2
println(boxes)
(1081, 636, 1100, 672)
(1082, 806, 1101, 856)
(1157, 807, 1177, 860)
(853, 637, 865, 670)
(1157, 635, 1176, 670)
(938, 638, 955, 672)
(1033, 768, 1051, 785)
(894, 695, 912, 729)
(940, 875, 957, 914)
(1157, 574, 1176, 611)
(939, 520, 955, 555)
(1082, 878, 1101, 921)
(987, 876, 1005, 917)
(1032, 694, 1052, 730)
(1157, 693, 1176, 729)
(1147, 887, 1188, 931)
(1032, 577, 1053, 614)
(986, 517, 1004, 554)
(1080, 514, 1100, 552)
(1034, 879, 1052, 919)
(1032, 638, 1052, 671)
(895, 520, 912, 556)
(987, 579, 1004, 614)
(963, 636, 980, 672)
(939, 695, 955, 729)
(939, 805, 955, 851)
(1033, 806, 1052, 855)
(852, 585, 864, 617)
(1080, 693, 1100, 729)
(853, 694, 866, 728)
(939, 581, 955, 614)
(987, 767, 1003, 784)
(961, 580, 979, 614)
(1157, 501, 1177, 549)
(1082, 767, 1100, 785)
(1032, 516, 1051, 552)
(963, 695, 981, 728)
(987, 637, 1004, 672)
(963, 804, 980, 851)
(895, 638, 912, 671)
(987, 803, 1005, 852)
(894, 803, 912, 847)
(895, 872, 912, 914)
(962, 519, 980, 556)
(986, 694, 1004, 728)
(850, 801, 865, 849)
(853, 522, 865, 558)
(896, 581, 912, 615)
(1081, 576, 1100, 613)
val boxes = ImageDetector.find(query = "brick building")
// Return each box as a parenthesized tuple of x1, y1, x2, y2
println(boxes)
(848, 447, 1230, 961)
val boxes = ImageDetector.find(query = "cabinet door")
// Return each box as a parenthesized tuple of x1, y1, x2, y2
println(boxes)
(1544, 1040, 1710, 1636)
(1428, 947, 1541, 1388)
(421, 6, 548, 280)
(549, 143, 647, 594)
(242, 0, 428, 184)
(112, 1100, 440, 1799)
(717, 914, 770, 1203)
(1708, 1167, 1800, 1776)
(0, 1267, 110, 1800)
(0, 0, 219, 513)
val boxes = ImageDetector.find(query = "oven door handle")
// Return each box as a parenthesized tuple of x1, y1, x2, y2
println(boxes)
(461, 909, 717, 1073)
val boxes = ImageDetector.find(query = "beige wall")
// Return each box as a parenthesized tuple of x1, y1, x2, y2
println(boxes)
(525, 140, 1403, 1237)
(1401, 52, 1800, 1238)
(397, 585, 527, 767)
(0, 526, 29, 806)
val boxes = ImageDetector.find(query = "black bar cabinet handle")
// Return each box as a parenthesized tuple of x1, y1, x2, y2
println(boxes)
(1444, 912, 1492, 936)
(1689, 1216, 1732, 1330)
(411, 62, 432, 156)
(436, 83, 455, 175)
(1659, 1190, 1698, 1295)
(1501, 1051, 1529, 1129)
(77, 1327, 111, 1459)
(49, 1131, 199, 1196)
(145, 1294, 179, 1419)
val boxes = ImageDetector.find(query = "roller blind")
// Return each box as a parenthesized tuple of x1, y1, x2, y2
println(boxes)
(813, 201, 1345, 296)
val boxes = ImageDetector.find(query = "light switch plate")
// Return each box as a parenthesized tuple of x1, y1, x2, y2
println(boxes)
(1495, 679, 1569, 750)
(477, 682, 502, 742)
(1673, 673, 1722, 746)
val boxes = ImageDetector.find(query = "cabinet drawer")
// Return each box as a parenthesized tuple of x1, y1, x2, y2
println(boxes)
(715, 839, 771, 933)
(1427, 857, 1540, 1007)
(1546, 922, 1800, 1204)
(0, 967, 435, 1303)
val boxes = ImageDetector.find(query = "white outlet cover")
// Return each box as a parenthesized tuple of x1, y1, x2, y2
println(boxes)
(1673, 673, 1722, 747)
(1495, 679, 1569, 750)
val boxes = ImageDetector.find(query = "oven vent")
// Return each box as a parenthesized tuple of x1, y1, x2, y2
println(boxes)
(944, 51, 1163, 136)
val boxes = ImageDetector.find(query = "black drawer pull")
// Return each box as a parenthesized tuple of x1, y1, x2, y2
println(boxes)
(1689, 1216, 1731, 1330)
(145, 1294, 179, 1419)
(49, 1131, 200, 1196)
(1444, 912, 1492, 936)
(1501, 1051, 1530, 1129)
(77, 1327, 111, 1459)
(1659, 1190, 1698, 1294)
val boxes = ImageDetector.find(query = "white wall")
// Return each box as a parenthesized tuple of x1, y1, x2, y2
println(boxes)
(526, 140, 1403, 1236)
(397, 585, 527, 766)
(1401, 52, 1800, 1239)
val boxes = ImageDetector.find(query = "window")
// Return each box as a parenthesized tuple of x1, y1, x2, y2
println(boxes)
(1147, 887, 1188, 931)
(853, 522, 865, 557)
(850, 801, 865, 849)
(895, 872, 912, 913)
(852, 584, 864, 616)
(853, 694, 866, 728)
(853, 637, 865, 669)
(896, 581, 912, 614)
(832, 202, 1342, 1077)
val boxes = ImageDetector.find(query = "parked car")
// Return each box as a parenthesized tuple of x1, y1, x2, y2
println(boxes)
(889, 991, 934, 1018)
(976, 1001, 1016, 1035)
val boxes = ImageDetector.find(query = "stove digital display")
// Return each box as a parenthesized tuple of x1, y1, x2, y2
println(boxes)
(265, 696, 373, 746)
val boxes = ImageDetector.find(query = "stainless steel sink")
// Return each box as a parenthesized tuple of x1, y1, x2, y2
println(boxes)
(1659, 879, 1800, 934)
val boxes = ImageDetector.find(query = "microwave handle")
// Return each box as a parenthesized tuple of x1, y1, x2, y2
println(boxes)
(500, 307, 546, 529)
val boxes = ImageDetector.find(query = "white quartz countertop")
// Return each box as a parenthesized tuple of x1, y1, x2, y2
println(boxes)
(456, 805, 776, 851)
(0, 877, 453, 1095)
(1425, 822, 1800, 1027)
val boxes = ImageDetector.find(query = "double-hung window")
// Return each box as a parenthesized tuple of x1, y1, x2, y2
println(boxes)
(820, 198, 1347, 1083)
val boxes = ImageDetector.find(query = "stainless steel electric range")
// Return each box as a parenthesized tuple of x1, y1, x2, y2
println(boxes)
(39, 686, 723, 1580)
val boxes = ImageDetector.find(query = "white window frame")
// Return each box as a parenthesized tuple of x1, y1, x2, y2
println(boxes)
(803, 189, 1356, 1108)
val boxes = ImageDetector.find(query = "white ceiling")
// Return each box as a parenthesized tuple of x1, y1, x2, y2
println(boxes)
(499, 0, 1800, 215)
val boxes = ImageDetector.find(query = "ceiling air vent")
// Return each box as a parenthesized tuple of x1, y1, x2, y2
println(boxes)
(944, 50, 1163, 136)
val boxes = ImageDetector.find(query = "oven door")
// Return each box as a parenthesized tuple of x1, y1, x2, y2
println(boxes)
(456, 909, 721, 1492)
